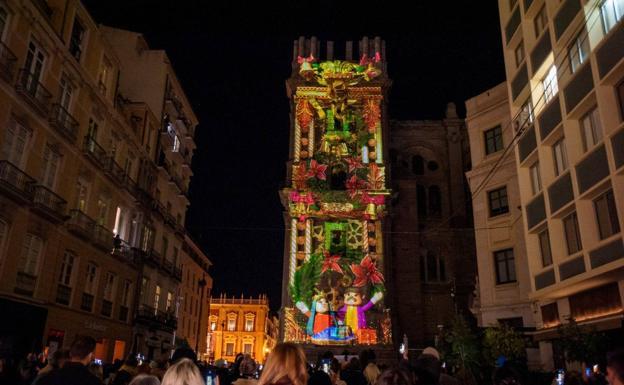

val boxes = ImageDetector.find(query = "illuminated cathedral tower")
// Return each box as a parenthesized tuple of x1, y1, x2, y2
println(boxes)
(280, 36, 393, 348)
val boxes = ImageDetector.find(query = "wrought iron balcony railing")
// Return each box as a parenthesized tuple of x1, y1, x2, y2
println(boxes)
(49, 104, 78, 142)
(15, 69, 52, 115)
(67, 209, 95, 239)
(93, 224, 113, 251)
(105, 157, 125, 185)
(0, 160, 35, 203)
(83, 135, 108, 168)
(32, 185, 67, 221)
(0, 41, 17, 83)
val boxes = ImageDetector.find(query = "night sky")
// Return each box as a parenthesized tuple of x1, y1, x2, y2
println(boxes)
(82, 0, 506, 310)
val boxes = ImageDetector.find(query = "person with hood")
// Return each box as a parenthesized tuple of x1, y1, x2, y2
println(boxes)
(111, 355, 139, 385)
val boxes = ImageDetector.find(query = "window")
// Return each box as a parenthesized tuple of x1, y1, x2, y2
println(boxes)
(488, 187, 509, 217)
(227, 314, 236, 331)
(19, 233, 43, 276)
(87, 118, 99, 140)
(530, 162, 542, 195)
(411, 155, 424, 175)
(535, 5, 548, 36)
(58, 251, 76, 286)
(210, 317, 217, 331)
(173, 135, 180, 152)
(494, 249, 516, 284)
(103, 272, 116, 301)
(484, 125, 503, 155)
(600, 0, 624, 33)
(166, 291, 174, 312)
(538, 229, 553, 267)
(69, 17, 85, 61)
(420, 251, 446, 282)
(569, 31, 589, 74)
(563, 212, 583, 255)
(225, 342, 235, 356)
(594, 189, 620, 239)
(59, 77, 73, 110)
(515, 41, 525, 67)
(121, 280, 132, 307)
(154, 285, 161, 311)
(580, 107, 603, 151)
(25, 41, 45, 83)
(245, 315, 255, 332)
(517, 99, 534, 132)
(542, 65, 558, 103)
(140, 277, 149, 304)
(0, 5, 8, 40)
(84, 263, 98, 294)
(552, 138, 568, 176)
(243, 343, 253, 355)
(97, 57, 112, 96)
(96, 197, 109, 227)
(41, 145, 60, 189)
(429, 185, 441, 215)
(2, 119, 31, 167)
(75, 178, 89, 211)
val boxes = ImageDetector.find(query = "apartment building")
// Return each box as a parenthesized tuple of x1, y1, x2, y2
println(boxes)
(498, 0, 624, 368)
(465, 82, 540, 368)
(177, 235, 212, 361)
(0, 0, 202, 363)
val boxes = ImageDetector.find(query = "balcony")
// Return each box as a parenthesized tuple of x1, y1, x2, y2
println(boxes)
(14, 271, 37, 296)
(135, 305, 176, 331)
(145, 249, 161, 267)
(0, 160, 35, 203)
(49, 104, 78, 142)
(112, 238, 138, 265)
(124, 175, 139, 197)
(93, 224, 113, 251)
(161, 258, 173, 273)
(32, 185, 67, 222)
(0, 41, 17, 83)
(15, 69, 52, 116)
(105, 158, 125, 185)
(83, 136, 108, 168)
(55, 284, 72, 305)
(67, 209, 95, 240)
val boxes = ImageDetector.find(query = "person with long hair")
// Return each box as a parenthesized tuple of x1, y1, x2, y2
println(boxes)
(161, 358, 204, 385)
(257, 343, 308, 385)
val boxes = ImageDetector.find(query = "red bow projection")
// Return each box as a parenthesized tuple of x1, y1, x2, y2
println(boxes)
(307, 160, 328, 180)
(361, 192, 385, 205)
(351, 256, 384, 287)
(321, 252, 343, 274)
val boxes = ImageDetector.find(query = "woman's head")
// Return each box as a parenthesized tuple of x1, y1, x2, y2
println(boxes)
(258, 343, 307, 385)
(130, 374, 161, 385)
(161, 358, 204, 385)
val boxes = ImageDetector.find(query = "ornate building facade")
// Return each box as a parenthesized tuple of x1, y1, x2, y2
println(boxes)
(280, 36, 393, 355)
(388, 104, 476, 347)
(208, 294, 275, 363)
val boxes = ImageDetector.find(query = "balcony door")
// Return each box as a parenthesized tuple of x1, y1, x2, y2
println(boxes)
(2, 119, 30, 167)
(59, 77, 73, 111)
(24, 41, 45, 91)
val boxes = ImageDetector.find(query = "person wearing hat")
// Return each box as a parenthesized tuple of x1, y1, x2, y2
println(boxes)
(417, 347, 459, 385)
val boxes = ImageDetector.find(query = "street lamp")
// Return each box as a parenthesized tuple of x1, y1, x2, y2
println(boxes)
(195, 276, 207, 355)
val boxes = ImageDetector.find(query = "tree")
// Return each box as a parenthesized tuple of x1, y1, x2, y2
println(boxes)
(558, 319, 607, 365)
(482, 323, 526, 365)
(439, 316, 481, 385)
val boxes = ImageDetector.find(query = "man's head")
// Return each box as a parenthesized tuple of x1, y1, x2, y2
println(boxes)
(69, 336, 97, 365)
(607, 350, 624, 385)
(49, 349, 70, 369)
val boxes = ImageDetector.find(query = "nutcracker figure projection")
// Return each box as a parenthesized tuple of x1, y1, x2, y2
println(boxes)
(281, 37, 392, 346)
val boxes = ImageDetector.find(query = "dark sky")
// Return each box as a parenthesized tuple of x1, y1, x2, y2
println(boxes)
(82, 0, 505, 310)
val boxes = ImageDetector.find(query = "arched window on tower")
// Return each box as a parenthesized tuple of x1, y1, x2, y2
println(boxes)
(429, 185, 441, 216)
(421, 251, 447, 282)
(417, 184, 427, 224)
(412, 155, 424, 175)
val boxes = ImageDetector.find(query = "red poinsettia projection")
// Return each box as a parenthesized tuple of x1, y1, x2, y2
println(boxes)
(346, 157, 365, 173)
(307, 160, 328, 180)
(351, 256, 384, 287)
(321, 252, 343, 274)
(346, 175, 367, 198)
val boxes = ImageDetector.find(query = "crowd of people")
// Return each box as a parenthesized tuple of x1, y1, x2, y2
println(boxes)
(1, 337, 623, 385)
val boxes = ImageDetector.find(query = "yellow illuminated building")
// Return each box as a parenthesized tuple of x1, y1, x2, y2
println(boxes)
(207, 294, 277, 363)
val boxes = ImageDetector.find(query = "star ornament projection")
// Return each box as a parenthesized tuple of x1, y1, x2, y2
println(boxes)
(282, 37, 392, 346)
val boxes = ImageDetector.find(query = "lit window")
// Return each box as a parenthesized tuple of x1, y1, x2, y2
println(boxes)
(542, 65, 558, 103)
(594, 189, 620, 240)
(154, 284, 161, 311)
(516, 99, 534, 132)
(58, 251, 76, 287)
(243, 343, 253, 355)
(530, 162, 541, 195)
(225, 342, 235, 356)
(534, 5, 548, 37)
(569, 31, 590, 73)
(19, 233, 43, 276)
(552, 138, 568, 176)
(600, 0, 624, 33)
(84, 263, 99, 295)
(41, 145, 60, 190)
(227, 314, 236, 331)
(580, 106, 603, 152)
(245, 315, 255, 332)
(494, 249, 516, 284)
(166, 291, 174, 312)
